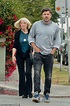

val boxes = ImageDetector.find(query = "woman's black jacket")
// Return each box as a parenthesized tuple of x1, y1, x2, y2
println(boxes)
(13, 30, 30, 58)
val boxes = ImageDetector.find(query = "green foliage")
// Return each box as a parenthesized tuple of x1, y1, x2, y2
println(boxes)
(0, 0, 18, 77)
(6, 0, 59, 23)
(0, 0, 13, 31)
(11, 0, 25, 18)
(20, 0, 48, 23)
(0, 0, 18, 45)
(48, 0, 59, 22)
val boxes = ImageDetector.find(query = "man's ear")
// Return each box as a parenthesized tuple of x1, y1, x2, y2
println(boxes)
(41, 14, 43, 18)
(50, 12, 52, 16)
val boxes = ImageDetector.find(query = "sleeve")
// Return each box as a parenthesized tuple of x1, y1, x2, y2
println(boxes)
(13, 32, 18, 49)
(28, 23, 36, 45)
(53, 27, 61, 49)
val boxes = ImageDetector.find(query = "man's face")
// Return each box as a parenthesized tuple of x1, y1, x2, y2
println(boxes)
(42, 11, 52, 23)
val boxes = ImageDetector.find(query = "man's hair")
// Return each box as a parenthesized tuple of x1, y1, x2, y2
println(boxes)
(41, 7, 52, 14)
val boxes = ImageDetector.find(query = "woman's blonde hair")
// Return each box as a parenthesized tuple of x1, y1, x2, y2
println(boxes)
(14, 17, 31, 29)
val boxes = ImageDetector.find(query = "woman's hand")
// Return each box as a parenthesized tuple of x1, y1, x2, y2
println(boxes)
(12, 48, 17, 65)
(12, 55, 16, 65)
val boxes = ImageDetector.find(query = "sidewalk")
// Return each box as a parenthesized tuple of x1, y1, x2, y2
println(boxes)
(0, 66, 70, 97)
(0, 65, 70, 106)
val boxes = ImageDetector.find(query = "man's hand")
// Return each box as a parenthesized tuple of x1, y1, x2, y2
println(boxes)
(35, 47, 41, 52)
(51, 48, 57, 54)
(31, 42, 41, 53)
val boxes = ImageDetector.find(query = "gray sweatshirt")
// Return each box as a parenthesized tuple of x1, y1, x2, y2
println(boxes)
(28, 20, 61, 55)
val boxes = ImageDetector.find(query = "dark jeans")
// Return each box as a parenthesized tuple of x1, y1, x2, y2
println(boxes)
(33, 52, 53, 94)
(16, 55, 32, 96)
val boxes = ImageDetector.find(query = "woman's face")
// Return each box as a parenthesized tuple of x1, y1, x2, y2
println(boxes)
(20, 20, 28, 29)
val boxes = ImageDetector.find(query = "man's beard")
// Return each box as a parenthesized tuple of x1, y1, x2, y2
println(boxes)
(44, 19, 49, 22)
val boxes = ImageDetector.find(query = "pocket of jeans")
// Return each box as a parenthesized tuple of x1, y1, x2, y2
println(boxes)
(48, 53, 54, 58)
(50, 53, 54, 55)
(34, 52, 40, 58)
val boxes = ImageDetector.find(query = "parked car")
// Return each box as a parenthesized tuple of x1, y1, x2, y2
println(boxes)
(56, 40, 68, 65)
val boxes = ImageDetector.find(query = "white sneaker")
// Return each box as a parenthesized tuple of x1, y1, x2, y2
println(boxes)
(32, 92, 40, 103)
(44, 93, 50, 103)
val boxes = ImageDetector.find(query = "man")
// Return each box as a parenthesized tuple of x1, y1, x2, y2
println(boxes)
(28, 7, 61, 103)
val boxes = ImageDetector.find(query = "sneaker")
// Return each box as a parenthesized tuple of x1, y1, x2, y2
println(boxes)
(44, 93, 50, 103)
(32, 92, 40, 103)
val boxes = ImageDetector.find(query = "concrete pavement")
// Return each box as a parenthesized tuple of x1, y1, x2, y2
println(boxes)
(0, 64, 70, 105)
(0, 65, 70, 97)
(0, 95, 70, 106)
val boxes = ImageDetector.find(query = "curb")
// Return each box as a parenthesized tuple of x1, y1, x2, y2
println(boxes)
(40, 94, 70, 98)
(0, 86, 18, 91)
(0, 86, 70, 98)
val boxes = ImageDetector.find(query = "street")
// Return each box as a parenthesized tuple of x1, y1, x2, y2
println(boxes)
(0, 95, 70, 106)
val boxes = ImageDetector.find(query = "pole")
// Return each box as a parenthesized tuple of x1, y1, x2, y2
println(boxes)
(60, 17, 64, 71)
(60, 52, 63, 71)
(65, 0, 70, 82)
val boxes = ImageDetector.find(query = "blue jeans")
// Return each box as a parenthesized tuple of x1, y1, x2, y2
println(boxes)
(33, 52, 53, 94)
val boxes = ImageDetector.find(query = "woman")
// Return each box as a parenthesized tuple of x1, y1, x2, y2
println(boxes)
(12, 17, 32, 98)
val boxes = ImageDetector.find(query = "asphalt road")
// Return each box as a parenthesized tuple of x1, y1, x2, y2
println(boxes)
(0, 95, 70, 106)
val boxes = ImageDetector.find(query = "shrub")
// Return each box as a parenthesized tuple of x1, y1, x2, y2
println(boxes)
(0, 0, 18, 78)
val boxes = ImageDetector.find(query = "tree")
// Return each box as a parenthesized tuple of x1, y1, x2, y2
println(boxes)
(20, 0, 49, 23)
(0, 0, 18, 77)
(7, 0, 59, 23)
(49, 0, 59, 22)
